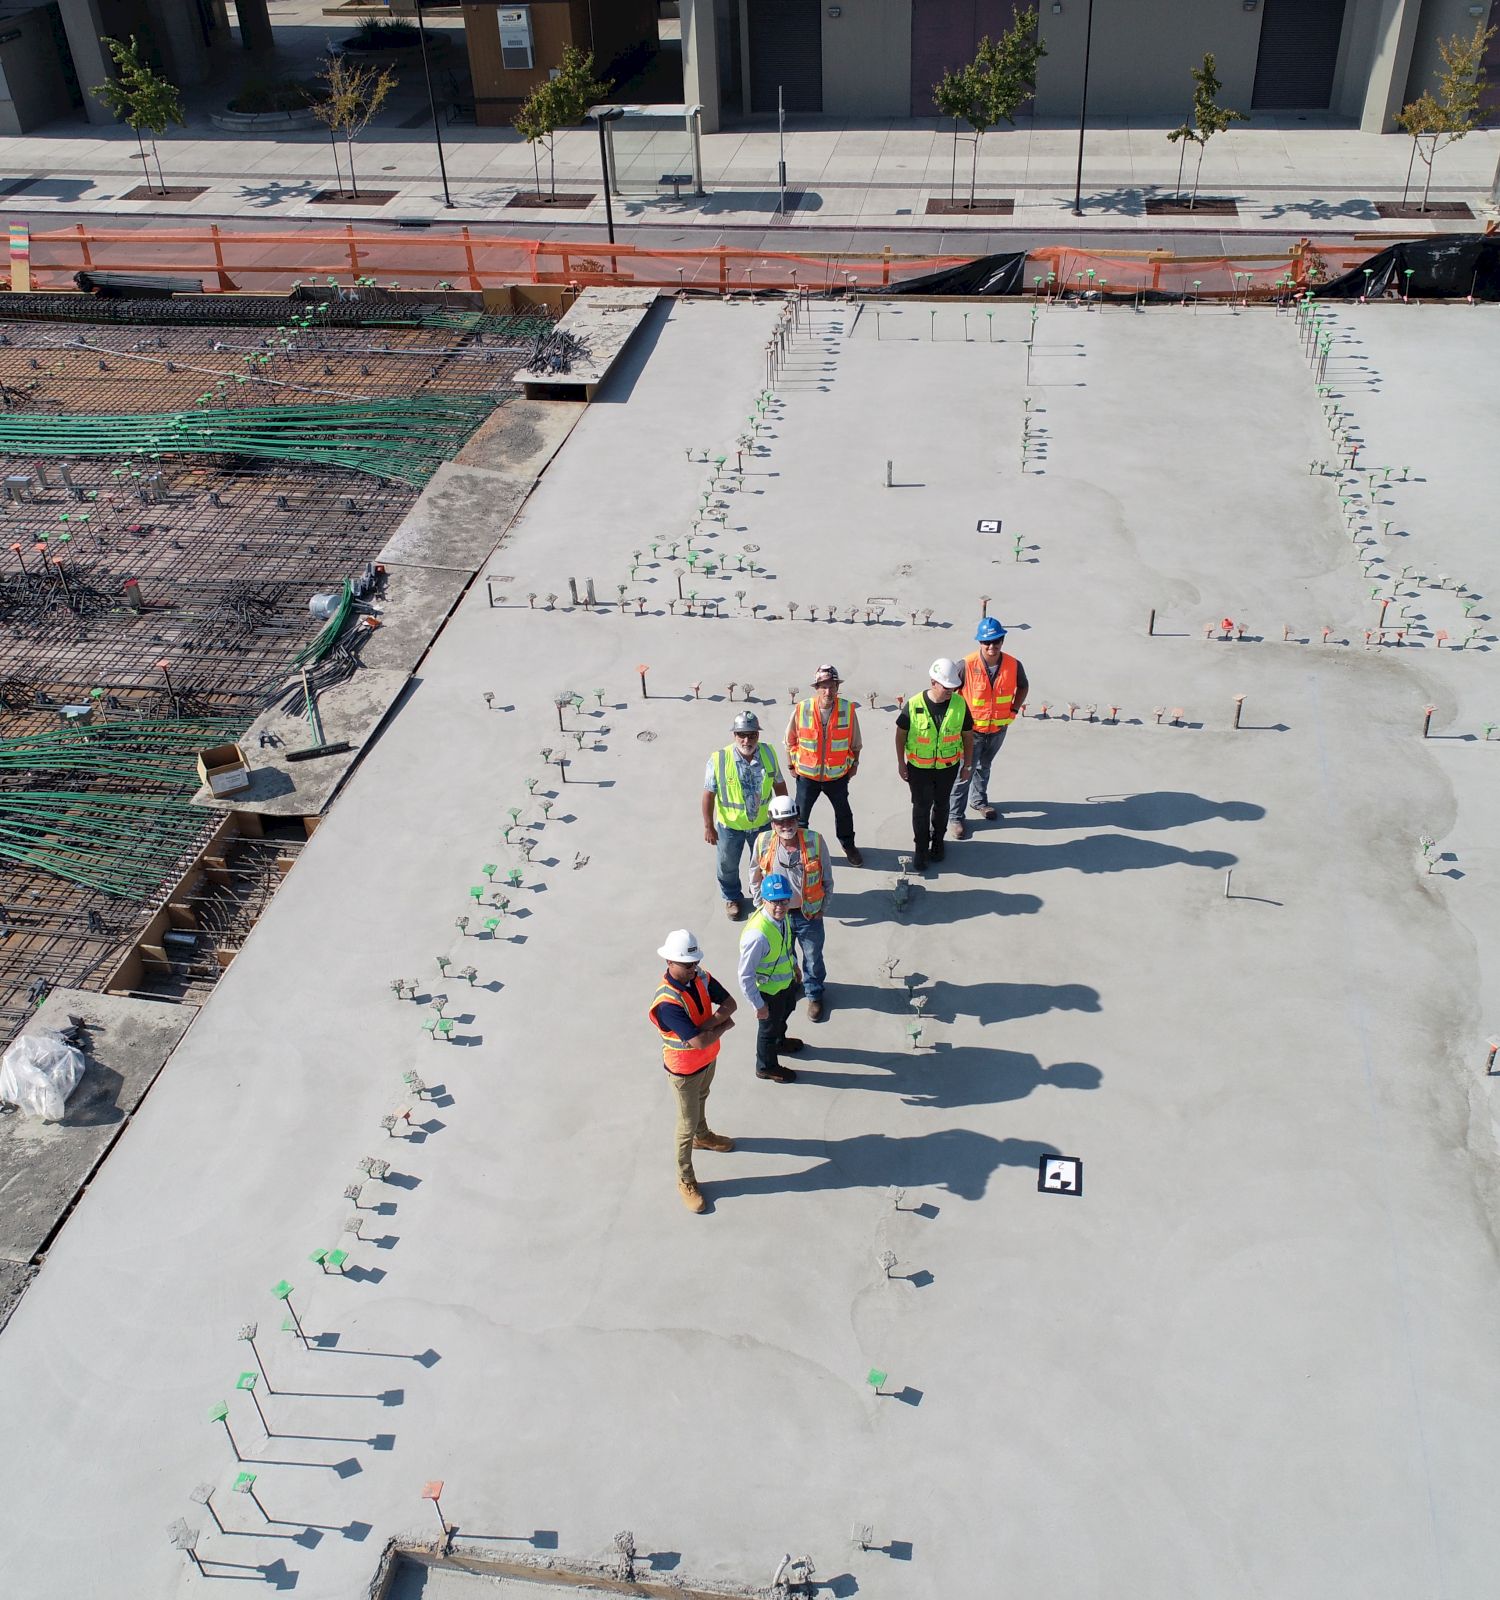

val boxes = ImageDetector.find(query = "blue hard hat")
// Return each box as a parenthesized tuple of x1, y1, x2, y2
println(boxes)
(975, 617, 1006, 642)
(760, 872, 793, 903)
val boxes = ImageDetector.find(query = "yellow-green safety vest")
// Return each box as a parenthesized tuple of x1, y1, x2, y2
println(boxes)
(713, 743, 778, 831)
(745, 907, 796, 995)
(904, 694, 967, 768)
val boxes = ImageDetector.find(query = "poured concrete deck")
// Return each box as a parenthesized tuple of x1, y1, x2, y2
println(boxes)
(1, 295, 1499, 1598)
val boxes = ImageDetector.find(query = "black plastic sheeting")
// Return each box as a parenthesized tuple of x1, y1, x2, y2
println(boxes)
(887, 252, 1028, 296)
(1313, 233, 1500, 301)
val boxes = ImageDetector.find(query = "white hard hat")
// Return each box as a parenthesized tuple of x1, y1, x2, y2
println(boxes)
(657, 929, 704, 963)
(768, 795, 798, 821)
(929, 657, 963, 689)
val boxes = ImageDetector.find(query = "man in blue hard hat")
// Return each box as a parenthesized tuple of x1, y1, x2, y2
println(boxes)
(736, 871, 802, 1083)
(949, 617, 1028, 839)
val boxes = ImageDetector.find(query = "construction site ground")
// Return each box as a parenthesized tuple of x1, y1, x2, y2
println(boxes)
(1, 290, 1499, 1598)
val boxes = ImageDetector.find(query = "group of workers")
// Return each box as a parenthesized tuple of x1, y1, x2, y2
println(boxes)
(652, 619, 1029, 1212)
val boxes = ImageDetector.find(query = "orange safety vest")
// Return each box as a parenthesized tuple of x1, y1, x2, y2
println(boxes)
(792, 697, 856, 779)
(648, 974, 722, 1076)
(962, 651, 1019, 733)
(753, 827, 826, 916)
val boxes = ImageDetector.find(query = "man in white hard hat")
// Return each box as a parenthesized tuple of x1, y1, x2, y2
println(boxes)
(895, 658, 974, 872)
(702, 708, 789, 920)
(648, 929, 739, 1214)
(749, 794, 835, 1022)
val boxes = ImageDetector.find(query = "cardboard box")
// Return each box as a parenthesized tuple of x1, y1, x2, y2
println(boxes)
(196, 743, 251, 796)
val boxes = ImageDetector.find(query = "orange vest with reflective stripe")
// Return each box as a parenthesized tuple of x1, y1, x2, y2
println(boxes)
(648, 974, 721, 1076)
(792, 697, 855, 779)
(753, 827, 826, 916)
(962, 651, 1019, 733)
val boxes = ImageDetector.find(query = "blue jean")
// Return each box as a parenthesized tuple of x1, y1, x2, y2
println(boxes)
(790, 909, 825, 1000)
(949, 727, 1009, 819)
(715, 824, 758, 904)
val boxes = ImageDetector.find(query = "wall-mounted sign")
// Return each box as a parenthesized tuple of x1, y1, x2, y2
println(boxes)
(498, 7, 534, 71)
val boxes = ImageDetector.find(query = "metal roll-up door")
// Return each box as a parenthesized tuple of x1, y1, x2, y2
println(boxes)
(1252, 0, 1348, 111)
(748, 0, 822, 114)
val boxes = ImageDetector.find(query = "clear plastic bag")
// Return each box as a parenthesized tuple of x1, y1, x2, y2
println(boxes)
(0, 1030, 86, 1121)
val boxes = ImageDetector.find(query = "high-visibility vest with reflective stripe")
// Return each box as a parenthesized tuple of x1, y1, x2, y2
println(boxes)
(962, 651, 1019, 733)
(648, 974, 722, 1076)
(713, 742, 778, 831)
(792, 697, 856, 780)
(752, 826, 826, 916)
(904, 694, 968, 768)
(745, 907, 796, 995)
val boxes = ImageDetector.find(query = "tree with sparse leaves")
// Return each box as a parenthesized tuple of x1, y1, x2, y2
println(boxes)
(932, 9, 1046, 210)
(1395, 21, 1496, 213)
(311, 52, 397, 199)
(514, 44, 612, 201)
(92, 35, 184, 197)
(1166, 52, 1245, 210)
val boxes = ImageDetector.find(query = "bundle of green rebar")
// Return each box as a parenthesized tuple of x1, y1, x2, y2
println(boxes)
(0, 717, 247, 786)
(0, 397, 496, 485)
(0, 790, 216, 898)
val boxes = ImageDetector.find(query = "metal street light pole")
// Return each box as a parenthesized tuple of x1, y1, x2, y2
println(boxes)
(595, 106, 625, 245)
(1072, 0, 1095, 218)
(414, 1, 454, 209)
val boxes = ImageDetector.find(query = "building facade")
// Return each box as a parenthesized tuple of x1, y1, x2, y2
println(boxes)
(680, 0, 1499, 133)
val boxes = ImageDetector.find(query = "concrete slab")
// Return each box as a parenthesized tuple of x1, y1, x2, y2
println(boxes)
(520, 288, 662, 399)
(0, 988, 196, 1264)
(1, 295, 1500, 1600)
(376, 463, 528, 573)
(360, 563, 473, 679)
(452, 398, 585, 477)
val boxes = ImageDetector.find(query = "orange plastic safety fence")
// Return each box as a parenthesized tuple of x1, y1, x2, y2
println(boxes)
(12, 225, 1380, 298)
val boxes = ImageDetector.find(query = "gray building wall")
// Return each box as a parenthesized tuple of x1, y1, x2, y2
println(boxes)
(1404, 0, 1496, 103)
(0, 5, 76, 135)
(824, 0, 910, 119)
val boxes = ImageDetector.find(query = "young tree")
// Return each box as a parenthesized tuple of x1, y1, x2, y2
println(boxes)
(1166, 52, 1246, 210)
(514, 44, 612, 200)
(311, 52, 397, 199)
(92, 35, 184, 197)
(1395, 21, 1497, 213)
(932, 9, 1046, 210)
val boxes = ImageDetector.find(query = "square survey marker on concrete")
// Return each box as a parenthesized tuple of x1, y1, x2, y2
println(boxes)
(2, 294, 1500, 1599)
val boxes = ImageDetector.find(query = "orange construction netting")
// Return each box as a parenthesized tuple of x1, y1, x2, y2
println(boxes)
(8, 224, 1379, 298)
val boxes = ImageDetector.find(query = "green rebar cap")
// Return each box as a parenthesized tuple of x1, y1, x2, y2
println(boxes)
(209, 1402, 228, 1422)
(235, 1371, 258, 1392)
(866, 1368, 887, 1390)
(272, 1280, 293, 1301)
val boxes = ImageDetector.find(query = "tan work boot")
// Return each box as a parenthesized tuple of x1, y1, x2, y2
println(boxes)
(693, 1131, 735, 1153)
(678, 1179, 706, 1213)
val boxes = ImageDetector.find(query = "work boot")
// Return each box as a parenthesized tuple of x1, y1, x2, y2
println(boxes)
(781, 1037, 805, 1053)
(756, 1064, 797, 1083)
(912, 849, 929, 872)
(724, 899, 742, 921)
(693, 1131, 735, 1153)
(843, 842, 864, 867)
(930, 836, 946, 861)
(952, 818, 969, 841)
(976, 803, 998, 821)
(807, 999, 825, 1022)
(678, 1179, 706, 1213)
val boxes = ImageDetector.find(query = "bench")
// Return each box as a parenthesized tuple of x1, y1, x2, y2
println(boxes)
(660, 172, 693, 200)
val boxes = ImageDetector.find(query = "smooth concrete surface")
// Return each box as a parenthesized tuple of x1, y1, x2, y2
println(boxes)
(2, 298, 1500, 1598)
(0, 988, 196, 1263)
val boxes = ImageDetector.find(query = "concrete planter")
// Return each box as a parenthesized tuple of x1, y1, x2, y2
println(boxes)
(211, 106, 320, 132)
(330, 33, 453, 71)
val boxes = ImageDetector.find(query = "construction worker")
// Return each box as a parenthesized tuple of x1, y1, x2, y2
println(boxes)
(649, 929, 739, 1214)
(784, 664, 864, 866)
(896, 658, 974, 872)
(749, 794, 834, 1021)
(702, 709, 788, 920)
(737, 872, 802, 1083)
(949, 617, 1028, 839)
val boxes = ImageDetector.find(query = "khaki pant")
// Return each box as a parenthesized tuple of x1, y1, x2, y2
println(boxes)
(670, 1061, 715, 1183)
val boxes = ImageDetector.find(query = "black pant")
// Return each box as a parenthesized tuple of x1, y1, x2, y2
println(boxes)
(755, 984, 797, 1072)
(794, 774, 855, 847)
(907, 764, 959, 854)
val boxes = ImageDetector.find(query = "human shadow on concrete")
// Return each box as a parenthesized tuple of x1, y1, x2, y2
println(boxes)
(998, 792, 1264, 831)
(829, 980, 1097, 1024)
(707, 1129, 1058, 1202)
(833, 885, 1041, 928)
(794, 1046, 1101, 1111)
(962, 833, 1237, 877)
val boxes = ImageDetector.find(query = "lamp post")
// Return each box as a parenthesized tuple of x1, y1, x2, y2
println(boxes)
(414, 0, 454, 209)
(594, 105, 626, 245)
(1071, 0, 1095, 218)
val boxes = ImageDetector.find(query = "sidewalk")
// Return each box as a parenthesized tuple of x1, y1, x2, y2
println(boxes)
(3, 113, 1498, 244)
